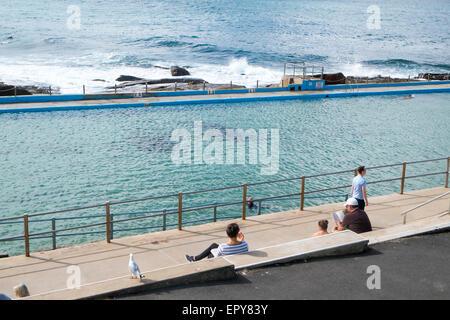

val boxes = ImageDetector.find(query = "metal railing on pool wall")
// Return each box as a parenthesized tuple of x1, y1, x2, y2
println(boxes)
(0, 156, 448, 257)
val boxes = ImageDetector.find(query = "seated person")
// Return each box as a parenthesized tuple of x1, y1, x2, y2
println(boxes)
(13, 284, 30, 298)
(312, 219, 329, 237)
(185, 223, 248, 262)
(334, 198, 372, 234)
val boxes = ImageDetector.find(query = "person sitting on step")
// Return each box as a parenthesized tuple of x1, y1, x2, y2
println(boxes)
(334, 198, 372, 234)
(185, 223, 248, 262)
(312, 219, 329, 237)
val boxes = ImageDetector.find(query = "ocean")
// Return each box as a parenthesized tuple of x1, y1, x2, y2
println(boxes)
(1, 0, 450, 93)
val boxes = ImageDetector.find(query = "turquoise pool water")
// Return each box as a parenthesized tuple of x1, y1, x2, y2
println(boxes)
(0, 93, 449, 255)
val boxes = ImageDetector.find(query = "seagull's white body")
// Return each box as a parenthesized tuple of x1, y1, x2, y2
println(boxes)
(128, 253, 143, 279)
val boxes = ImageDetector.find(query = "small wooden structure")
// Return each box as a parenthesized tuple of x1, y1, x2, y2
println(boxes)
(282, 62, 324, 87)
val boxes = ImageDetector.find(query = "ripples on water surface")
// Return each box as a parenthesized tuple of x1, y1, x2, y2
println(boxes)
(0, 93, 449, 254)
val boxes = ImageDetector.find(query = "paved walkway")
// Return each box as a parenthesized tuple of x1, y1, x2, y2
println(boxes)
(0, 186, 448, 298)
(1, 83, 450, 112)
(122, 231, 450, 300)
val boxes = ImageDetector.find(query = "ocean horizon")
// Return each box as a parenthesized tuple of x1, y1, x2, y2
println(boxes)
(1, 0, 450, 93)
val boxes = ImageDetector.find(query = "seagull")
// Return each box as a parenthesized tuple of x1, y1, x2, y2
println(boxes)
(128, 253, 144, 279)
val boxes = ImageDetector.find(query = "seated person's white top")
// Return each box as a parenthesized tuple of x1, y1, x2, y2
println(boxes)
(211, 240, 249, 257)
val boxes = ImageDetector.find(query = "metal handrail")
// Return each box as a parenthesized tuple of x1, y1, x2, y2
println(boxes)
(0, 156, 448, 256)
(401, 191, 450, 224)
(0, 156, 447, 222)
(0, 193, 346, 241)
(0, 193, 347, 229)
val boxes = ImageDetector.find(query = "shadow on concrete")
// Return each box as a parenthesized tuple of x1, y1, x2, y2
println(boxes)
(245, 251, 268, 257)
(121, 273, 252, 300)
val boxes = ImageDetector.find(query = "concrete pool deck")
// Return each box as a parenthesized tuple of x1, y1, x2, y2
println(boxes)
(1, 82, 450, 113)
(0, 186, 448, 299)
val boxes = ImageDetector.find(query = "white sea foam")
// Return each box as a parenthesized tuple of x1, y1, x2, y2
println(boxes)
(338, 62, 411, 79)
(0, 56, 283, 94)
(190, 57, 283, 88)
(0, 54, 425, 95)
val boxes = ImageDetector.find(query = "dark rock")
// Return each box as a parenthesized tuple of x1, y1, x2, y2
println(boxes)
(24, 85, 57, 94)
(116, 75, 144, 82)
(0, 252, 8, 258)
(417, 73, 450, 81)
(0, 82, 57, 95)
(170, 66, 190, 76)
(92, 79, 106, 82)
(346, 75, 416, 84)
(0, 83, 32, 96)
(322, 73, 346, 85)
(108, 77, 207, 89)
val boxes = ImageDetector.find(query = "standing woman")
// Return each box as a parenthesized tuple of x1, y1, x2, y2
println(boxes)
(351, 166, 368, 210)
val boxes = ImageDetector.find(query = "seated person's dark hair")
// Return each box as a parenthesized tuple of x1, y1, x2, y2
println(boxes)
(226, 223, 240, 238)
(318, 219, 328, 231)
(357, 166, 365, 174)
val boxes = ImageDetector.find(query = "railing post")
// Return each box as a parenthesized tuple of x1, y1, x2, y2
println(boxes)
(24, 214, 30, 257)
(300, 176, 305, 211)
(83, 85, 85, 96)
(163, 209, 167, 231)
(257, 200, 262, 215)
(49, 86, 52, 95)
(400, 162, 407, 194)
(51, 218, 56, 250)
(213, 206, 217, 222)
(145, 83, 148, 94)
(445, 157, 449, 188)
(256, 80, 259, 88)
(110, 214, 114, 240)
(14, 86, 17, 97)
(242, 184, 247, 220)
(178, 193, 183, 230)
(105, 201, 111, 243)
(403, 214, 407, 225)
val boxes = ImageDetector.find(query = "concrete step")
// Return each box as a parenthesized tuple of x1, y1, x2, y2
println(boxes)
(224, 230, 368, 271)
(23, 231, 368, 299)
(23, 257, 235, 300)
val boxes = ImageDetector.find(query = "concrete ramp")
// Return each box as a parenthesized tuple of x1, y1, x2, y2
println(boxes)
(224, 230, 368, 270)
(23, 257, 235, 300)
(366, 215, 450, 245)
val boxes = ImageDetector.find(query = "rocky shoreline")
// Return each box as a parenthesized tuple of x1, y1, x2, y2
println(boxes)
(0, 82, 56, 96)
(1, 65, 449, 96)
